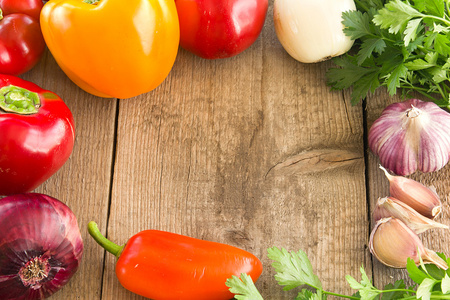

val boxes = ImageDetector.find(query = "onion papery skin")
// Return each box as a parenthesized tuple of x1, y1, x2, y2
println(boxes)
(273, 0, 356, 63)
(0, 193, 83, 299)
(369, 99, 450, 176)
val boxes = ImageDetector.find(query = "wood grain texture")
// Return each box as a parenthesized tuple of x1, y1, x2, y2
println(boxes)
(103, 3, 368, 299)
(15, 1, 450, 299)
(21, 50, 117, 300)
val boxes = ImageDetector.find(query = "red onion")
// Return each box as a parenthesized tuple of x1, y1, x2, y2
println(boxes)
(0, 193, 83, 299)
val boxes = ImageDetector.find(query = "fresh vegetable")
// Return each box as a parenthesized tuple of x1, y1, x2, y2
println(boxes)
(369, 217, 447, 270)
(369, 166, 447, 270)
(373, 197, 448, 234)
(227, 247, 450, 300)
(326, 0, 450, 107)
(88, 221, 262, 300)
(0, 0, 46, 75)
(0, 75, 75, 195)
(273, 0, 356, 63)
(379, 165, 442, 218)
(368, 99, 450, 176)
(0, 193, 84, 299)
(175, 0, 268, 59)
(40, 0, 180, 99)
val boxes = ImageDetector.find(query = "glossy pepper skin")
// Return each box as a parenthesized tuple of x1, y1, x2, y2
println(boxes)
(0, 0, 46, 75)
(40, 0, 180, 99)
(175, 0, 268, 59)
(0, 75, 75, 195)
(88, 222, 263, 300)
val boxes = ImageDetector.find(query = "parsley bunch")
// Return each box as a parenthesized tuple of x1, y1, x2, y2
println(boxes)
(326, 0, 450, 108)
(226, 247, 450, 300)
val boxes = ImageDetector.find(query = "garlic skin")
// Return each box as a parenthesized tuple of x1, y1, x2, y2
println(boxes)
(369, 99, 450, 176)
(369, 217, 448, 269)
(379, 165, 442, 219)
(373, 197, 448, 234)
(273, 0, 356, 63)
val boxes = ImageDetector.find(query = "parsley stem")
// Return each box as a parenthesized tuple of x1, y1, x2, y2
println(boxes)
(398, 85, 444, 105)
(322, 291, 360, 299)
(434, 83, 448, 104)
(402, 296, 450, 300)
(354, 0, 369, 12)
(380, 288, 416, 294)
(423, 15, 450, 26)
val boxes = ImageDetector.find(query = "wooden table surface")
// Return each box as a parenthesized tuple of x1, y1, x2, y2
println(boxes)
(20, 2, 450, 299)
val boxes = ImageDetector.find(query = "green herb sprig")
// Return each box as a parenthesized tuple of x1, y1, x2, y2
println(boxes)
(226, 247, 450, 300)
(326, 0, 450, 108)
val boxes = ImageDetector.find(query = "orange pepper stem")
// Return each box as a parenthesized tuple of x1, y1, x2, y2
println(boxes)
(83, 0, 100, 4)
(88, 221, 124, 257)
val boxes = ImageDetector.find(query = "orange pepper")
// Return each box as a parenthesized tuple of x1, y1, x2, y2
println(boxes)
(88, 221, 263, 300)
(40, 0, 180, 99)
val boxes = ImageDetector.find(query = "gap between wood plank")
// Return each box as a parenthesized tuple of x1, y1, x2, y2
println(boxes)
(99, 98, 120, 299)
(362, 97, 375, 284)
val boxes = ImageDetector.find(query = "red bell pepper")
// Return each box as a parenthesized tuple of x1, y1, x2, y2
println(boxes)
(175, 0, 268, 59)
(0, 75, 75, 195)
(0, 0, 46, 75)
(88, 221, 263, 300)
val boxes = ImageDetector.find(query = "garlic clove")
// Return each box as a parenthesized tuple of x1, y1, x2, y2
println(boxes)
(373, 197, 448, 234)
(369, 217, 448, 269)
(379, 165, 442, 219)
(368, 99, 450, 176)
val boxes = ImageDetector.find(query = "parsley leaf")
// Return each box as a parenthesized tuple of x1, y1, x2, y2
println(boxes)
(406, 257, 429, 284)
(416, 278, 438, 300)
(441, 274, 450, 294)
(404, 19, 422, 46)
(342, 10, 374, 40)
(373, 0, 423, 34)
(326, 0, 450, 107)
(346, 266, 390, 300)
(414, 0, 445, 17)
(225, 273, 264, 300)
(295, 289, 323, 300)
(227, 248, 450, 300)
(267, 247, 322, 292)
(357, 38, 386, 64)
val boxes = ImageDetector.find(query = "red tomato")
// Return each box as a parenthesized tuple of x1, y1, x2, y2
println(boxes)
(175, 0, 268, 59)
(0, 0, 46, 75)
(0, 75, 75, 195)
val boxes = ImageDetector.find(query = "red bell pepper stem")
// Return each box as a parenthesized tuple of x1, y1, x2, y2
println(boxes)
(0, 8, 3, 21)
(0, 85, 41, 114)
(88, 221, 124, 257)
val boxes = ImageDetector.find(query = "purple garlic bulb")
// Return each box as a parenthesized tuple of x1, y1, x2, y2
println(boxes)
(0, 193, 83, 299)
(369, 99, 450, 175)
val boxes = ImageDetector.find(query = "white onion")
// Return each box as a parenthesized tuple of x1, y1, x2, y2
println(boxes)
(273, 0, 356, 63)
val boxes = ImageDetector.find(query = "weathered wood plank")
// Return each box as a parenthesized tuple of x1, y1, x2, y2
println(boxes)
(21, 50, 117, 300)
(366, 90, 450, 289)
(102, 4, 369, 299)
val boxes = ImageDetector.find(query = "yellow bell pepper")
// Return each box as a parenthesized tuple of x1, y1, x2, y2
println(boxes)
(40, 0, 180, 99)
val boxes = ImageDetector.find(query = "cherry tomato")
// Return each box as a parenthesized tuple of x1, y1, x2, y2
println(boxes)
(0, 75, 75, 195)
(0, 0, 46, 75)
(175, 0, 268, 59)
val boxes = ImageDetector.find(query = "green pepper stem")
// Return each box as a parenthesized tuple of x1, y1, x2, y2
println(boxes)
(0, 85, 41, 115)
(88, 221, 124, 258)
